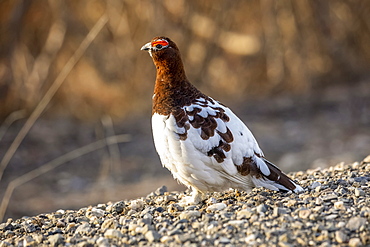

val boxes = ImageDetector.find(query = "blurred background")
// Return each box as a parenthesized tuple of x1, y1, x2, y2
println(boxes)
(0, 0, 369, 221)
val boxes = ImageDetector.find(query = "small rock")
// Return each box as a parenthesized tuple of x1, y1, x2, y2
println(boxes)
(160, 236, 174, 243)
(23, 236, 36, 246)
(130, 199, 144, 211)
(168, 203, 184, 213)
(245, 234, 257, 243)
(111, 201, 125, 214)
(48, 234, 64, 246)
(179, 210, 201, 219)
(316, 230, 329, 241)
(284, 200, 297, 207)
(363, 155, 370, 163)
(207, 197, 218, 204)
(227, 220, 246, 226)
(155, 185, 167, 195)
(322, 193, 338, 201)
(273, 207, 288, 216)
(237, 208, 254, 218)
(0, 240, 13, 247)
(145, 230, 161, 243)
(22, 222, 36, 233)
(96, 237, 110, 247)
(174, 233, 195, 243)
(206, 203, 227, 212)
(346, 217, 367, 231)
(315, 197, 323, 205)
(298, 208, 311, 219)
(348, 238, 362, 247)
(334, 201, 346, 210)
(55, 219, 65, 228)
(309, 181, 322, 190)
(354, 188, 365, 197)
(88, 208, 105, 217)
(104, 229, 122, 239)
(75, 223, 91, 235)
(101, 218, 118, 229)
(325, 214, 338, 220)
(256, 204, 268, 214)
(217, 237, 230, 244)
(335, 230, 347, 243)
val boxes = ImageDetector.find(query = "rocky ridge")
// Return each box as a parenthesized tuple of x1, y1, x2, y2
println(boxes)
(0, 156, 369, 247)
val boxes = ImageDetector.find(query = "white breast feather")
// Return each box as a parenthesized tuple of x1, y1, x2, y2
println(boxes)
(152, 98, 263, 192)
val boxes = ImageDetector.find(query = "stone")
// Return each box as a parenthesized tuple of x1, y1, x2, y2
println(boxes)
(335, 230, 347, 243)
(111, 201, 125, 214)
(237, 208, 254, 218)
(130, 199, 144, 211)
(96, 237, 110, 247)
(48, 234, 64, 246)
(104, 229, 122, 239)
(273, 207, 288, 216)
(179, 210, 201, 220)
(298, 208, 311, 219)
(309, 181, 322, 190)
(354, 188, 365, 197)
(217, 237, 230, 244)
(75, 223, 91, 235)
(348, 238, 362, 247)
(155, 185, 168, 195)
(145, 230, 161, 243)
(101, 218, 118, 229)
(206, 203, 227, 212)
(334, 201, 346, 210)
(322, 193, 338, 201)
(346, 217, 367, 231)
(227, 220, 246, 227)
(256, 204, 268, 214)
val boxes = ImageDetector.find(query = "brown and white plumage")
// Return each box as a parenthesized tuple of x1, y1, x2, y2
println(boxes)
(141, 36, 303, 204)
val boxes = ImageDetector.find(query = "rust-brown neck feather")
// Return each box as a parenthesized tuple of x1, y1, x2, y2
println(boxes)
(151, 41, 204, 115)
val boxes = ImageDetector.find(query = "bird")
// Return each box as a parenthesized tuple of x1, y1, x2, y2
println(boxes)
(141, 36, 303, 204)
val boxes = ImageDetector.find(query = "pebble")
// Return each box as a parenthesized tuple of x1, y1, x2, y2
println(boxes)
(354, 188, 365, 197)
(1, 158, 369, 246)
(334, 201, 346, 210)
(335, 230, 347, 243)
(48, 234, 64, 246)
(104, 229, 122, 239)
(346, 216, 367, 231)
(96, 237, 110, 247)
(75, 223, 91, 235)
(348, 238, 362, 247)
(145, 230, 161, 243)
(298, 208, 311, 219)
(179, 210, 201, 219)
(206, 203, 226, 212)
(256, 203, 268, 213)
(273, 207, 288, 216)
(309, 181, 322, 190)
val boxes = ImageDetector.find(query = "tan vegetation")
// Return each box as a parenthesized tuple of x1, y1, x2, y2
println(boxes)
(1, 0, 369, 120)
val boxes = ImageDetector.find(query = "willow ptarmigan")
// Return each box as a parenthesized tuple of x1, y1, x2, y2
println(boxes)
(141, 36, 303, 204)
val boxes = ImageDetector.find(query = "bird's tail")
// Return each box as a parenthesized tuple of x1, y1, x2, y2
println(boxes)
(251, 157, 304, 193)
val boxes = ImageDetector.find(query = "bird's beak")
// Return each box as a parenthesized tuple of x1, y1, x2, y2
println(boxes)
(141, 42, 151, 51)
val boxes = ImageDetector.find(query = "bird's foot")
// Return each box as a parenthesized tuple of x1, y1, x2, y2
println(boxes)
(179, 190, 204, 206)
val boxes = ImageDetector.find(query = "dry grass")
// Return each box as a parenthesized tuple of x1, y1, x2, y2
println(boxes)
(0, 0, 369, 120)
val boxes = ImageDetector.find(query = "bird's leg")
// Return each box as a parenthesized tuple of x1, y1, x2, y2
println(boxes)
(179, 187, 204, 205)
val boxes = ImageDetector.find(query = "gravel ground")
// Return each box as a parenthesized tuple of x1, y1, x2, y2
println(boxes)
(1, 156, 369, 247)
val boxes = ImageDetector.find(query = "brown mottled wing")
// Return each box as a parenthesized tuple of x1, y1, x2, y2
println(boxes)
(237, 156, 299, 191)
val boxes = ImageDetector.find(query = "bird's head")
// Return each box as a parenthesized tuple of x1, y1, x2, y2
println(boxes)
(141, 36, 179, 60)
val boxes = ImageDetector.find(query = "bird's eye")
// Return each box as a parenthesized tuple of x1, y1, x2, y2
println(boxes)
(152, 39, 169, 50)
